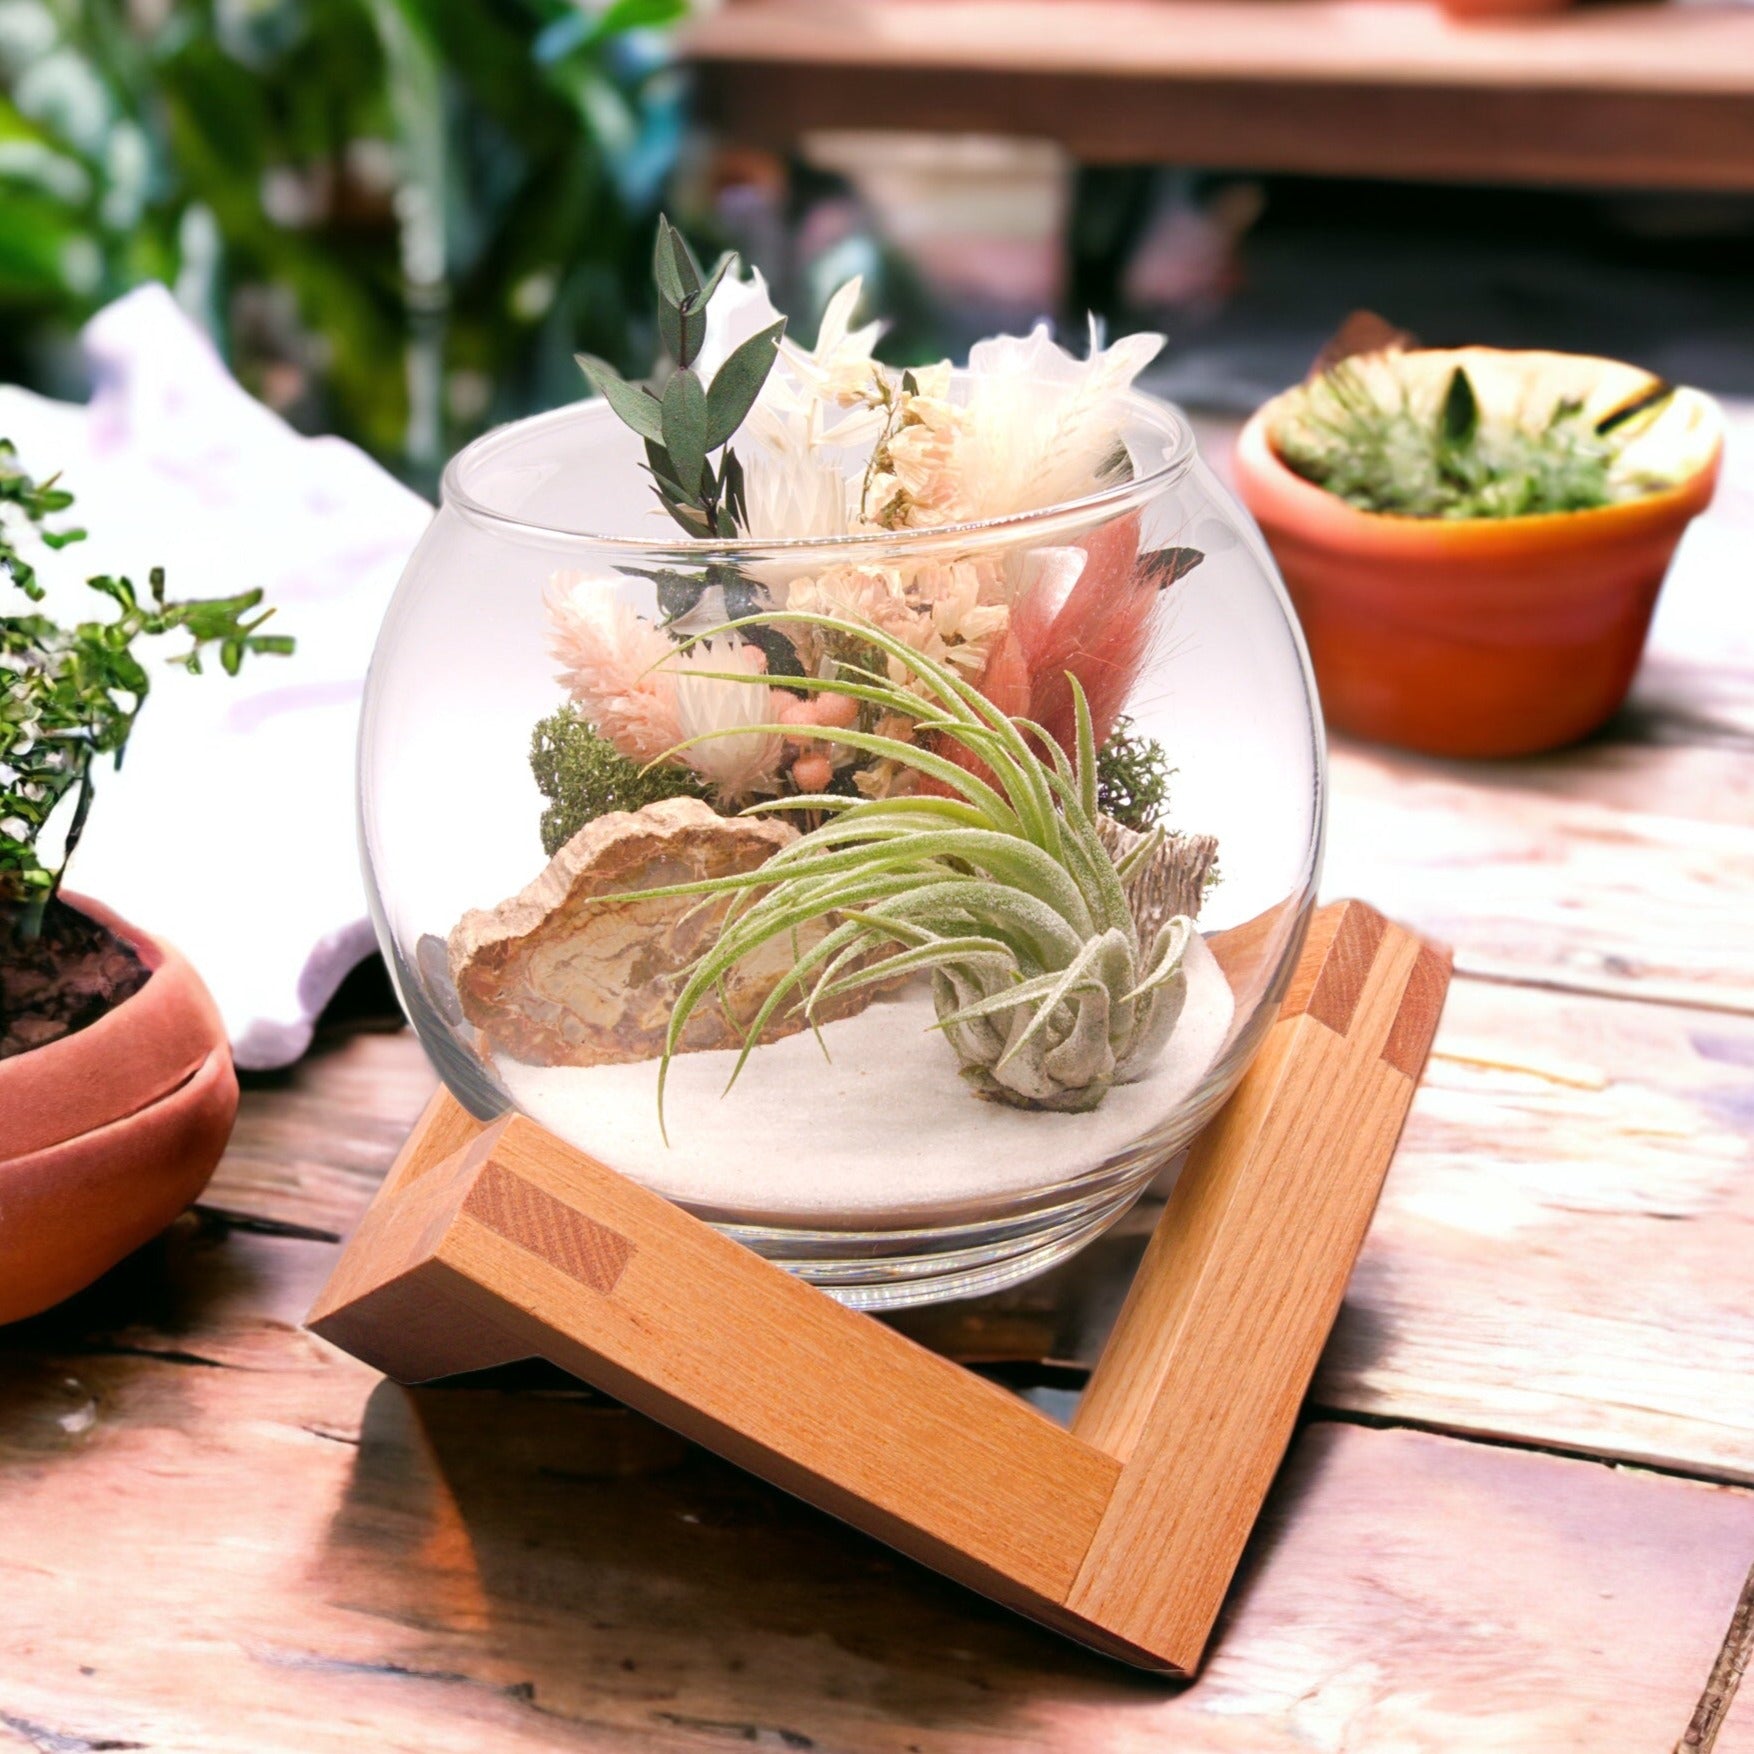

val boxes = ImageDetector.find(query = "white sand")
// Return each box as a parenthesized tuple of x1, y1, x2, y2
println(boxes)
(496, 932, 1235, 1225)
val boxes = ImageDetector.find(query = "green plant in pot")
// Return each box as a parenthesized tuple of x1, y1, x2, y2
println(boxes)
(1234, 338, 1724, 757)
(0, 442, 293, 1322)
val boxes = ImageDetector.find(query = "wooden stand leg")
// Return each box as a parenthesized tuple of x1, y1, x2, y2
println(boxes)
(309, 900, 1449, 1675)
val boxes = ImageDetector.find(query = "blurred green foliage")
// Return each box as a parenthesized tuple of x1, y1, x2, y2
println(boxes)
(0, 0, 686, 484)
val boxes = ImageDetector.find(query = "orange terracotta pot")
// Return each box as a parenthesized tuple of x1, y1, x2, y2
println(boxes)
(0, 895, 238, 1323)
(1234, 406, 1723, 758)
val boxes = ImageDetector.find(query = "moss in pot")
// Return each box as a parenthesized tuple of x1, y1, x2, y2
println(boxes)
(0, 441, 293, 1322)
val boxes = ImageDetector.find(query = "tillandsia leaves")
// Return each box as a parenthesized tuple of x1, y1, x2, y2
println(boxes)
(591, 611, 1196, 1131)
(1, 441, 294, 941)
(576, 215, 785, 540)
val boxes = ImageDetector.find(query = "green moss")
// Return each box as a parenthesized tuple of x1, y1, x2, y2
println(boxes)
(530, 706, 710, 856)
(1096, 718, 1174, 831)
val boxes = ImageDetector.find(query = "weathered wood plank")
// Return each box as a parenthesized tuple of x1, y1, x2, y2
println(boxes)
(904, 978, 1754, 1484)
(1323, 744, 1754, 1012)
(207, 1031, 437, 1239)
(1319, 976, 1754, 1482)
(202, 967, 1754, 1486)
(2, 1319, 1749, 1752)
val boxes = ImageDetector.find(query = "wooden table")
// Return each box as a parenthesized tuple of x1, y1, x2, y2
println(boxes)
(688, 0, 1754, 192)
(4, 411, 1753, 1750)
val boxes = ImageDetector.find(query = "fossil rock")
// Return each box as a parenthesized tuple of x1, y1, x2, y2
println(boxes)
(1094, 815, 1220, 945)
(449, 798, 873, 1068)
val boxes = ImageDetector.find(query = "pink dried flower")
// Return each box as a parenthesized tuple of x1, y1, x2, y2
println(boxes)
(545, 571, 682, 763)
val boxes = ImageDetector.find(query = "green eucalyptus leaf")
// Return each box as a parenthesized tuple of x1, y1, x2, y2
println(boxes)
(720, 448, 748, 530)
(643, 438, 687, 499)
(660, 366, 708, 496)
(680, 300, 707, 367)
(692, 250, 735, 313)
(654, 214, 701, 302)
(705, 319, 785, 450)
(652, 216, 685, 304)
(657, 298, 683, 366)
(576, 353, 665, 444)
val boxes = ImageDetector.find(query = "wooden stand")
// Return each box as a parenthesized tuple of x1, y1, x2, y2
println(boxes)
(308, 900, 1448, 1676)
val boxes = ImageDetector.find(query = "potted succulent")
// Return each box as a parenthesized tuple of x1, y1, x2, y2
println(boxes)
(1234, 342, 1723, 757)
(1, 441, 292, 1322)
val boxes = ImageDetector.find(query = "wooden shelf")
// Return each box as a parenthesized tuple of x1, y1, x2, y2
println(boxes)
(686, 0, 1754, 189)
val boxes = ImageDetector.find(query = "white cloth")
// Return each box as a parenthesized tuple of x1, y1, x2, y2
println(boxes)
(1, 285, 432, 1067)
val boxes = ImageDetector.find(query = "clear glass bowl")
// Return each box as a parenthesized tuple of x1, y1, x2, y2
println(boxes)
(360, 387, 1325, 1308)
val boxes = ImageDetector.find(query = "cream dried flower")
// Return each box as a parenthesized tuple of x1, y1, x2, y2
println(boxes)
(734, 276, 886, 555)
(915, 559, 1010, 676)
(667, 639, 786, 802)
(862, 327, 1165, 532)
(773, 276, 886, 417)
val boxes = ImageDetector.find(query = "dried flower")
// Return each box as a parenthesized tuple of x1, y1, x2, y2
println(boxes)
(545, 571, 681, 763)
(668, 639, 785, 801)
(862, 327, 1164, 532)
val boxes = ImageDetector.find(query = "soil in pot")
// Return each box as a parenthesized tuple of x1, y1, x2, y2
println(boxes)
(2, 900, 151, 1060)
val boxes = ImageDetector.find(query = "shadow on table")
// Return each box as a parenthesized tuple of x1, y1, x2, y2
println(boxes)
(317, 1375, 1197, 1735)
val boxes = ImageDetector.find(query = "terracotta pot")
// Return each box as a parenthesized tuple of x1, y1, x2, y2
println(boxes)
(1234, 385, 1723, 758)
(0, 895, 238, 1323)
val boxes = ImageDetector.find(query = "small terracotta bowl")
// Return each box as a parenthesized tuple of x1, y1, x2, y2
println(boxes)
(1235, 352, 1723, 758)
(0, 895, 238, 1324)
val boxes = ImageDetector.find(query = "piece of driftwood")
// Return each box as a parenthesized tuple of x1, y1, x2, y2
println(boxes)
(309, 900, 1448, 1675)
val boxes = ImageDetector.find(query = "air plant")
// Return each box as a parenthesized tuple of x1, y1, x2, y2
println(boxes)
(601, 611, 1196, 1124)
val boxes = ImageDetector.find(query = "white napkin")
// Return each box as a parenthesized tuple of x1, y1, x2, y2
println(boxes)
(1, 284, 433, 1067)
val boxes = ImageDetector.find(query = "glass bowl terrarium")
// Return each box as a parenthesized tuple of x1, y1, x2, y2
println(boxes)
(361, 230, 1325, 1308)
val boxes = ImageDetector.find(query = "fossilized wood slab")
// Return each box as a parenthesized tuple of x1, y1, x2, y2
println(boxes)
(449, 798, 866, 1068)
(1095, 816, 1219, 943)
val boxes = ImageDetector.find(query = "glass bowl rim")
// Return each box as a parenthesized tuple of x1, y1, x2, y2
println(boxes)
(440, 384, 1199, 557)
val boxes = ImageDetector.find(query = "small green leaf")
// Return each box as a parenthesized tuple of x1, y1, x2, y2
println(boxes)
(657, 299, 682, 365)
(654, 215, 701, 303)
(577, 353, 665, 443)
(1440, 367, 1479, 446)
(661, 367, 708, 496)
(680, 300, 707, 367)
(643, 438, 687, 500)
(596, 0, 689, 36)
(688, 250, 736, 322)
(705, 319, 785, 451)
(652, 217, 685, 305)
(720, 447, 748, 530)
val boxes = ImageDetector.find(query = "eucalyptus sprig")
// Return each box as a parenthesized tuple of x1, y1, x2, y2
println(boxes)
(576, 216, 785, 541)
(597, 612, 1196, 1127)
(2, 441, 294, 942)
